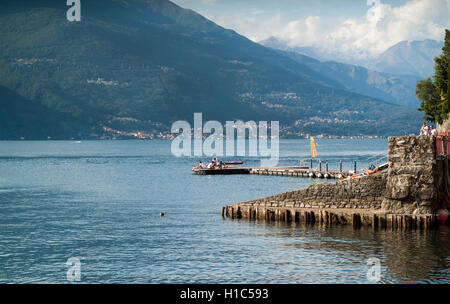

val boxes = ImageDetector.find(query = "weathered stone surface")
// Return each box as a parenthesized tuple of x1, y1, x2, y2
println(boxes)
(384, 136, 439, 213)
(385, 174, 415, 199)
(437, 113, 450, 133)
(225, 136, 444, 227)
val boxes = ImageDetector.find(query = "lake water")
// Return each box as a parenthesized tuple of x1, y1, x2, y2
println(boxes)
(0, 139, 449, 283)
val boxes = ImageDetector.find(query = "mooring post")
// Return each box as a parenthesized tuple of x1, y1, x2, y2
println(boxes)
(372, 214, 378, 230)
(326, 160, 328, 172)
(352, 213, 361, 228)
(310, 158, 313, 169)
(319, 160, 322, 171)
(379, 215, 387, 229)
(285, 210, 290, 223)
(354, 160, 357, 172)
(340, 160, 342, 172)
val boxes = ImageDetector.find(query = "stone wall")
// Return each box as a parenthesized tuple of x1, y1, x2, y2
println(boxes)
(233, 172, 387, 211)
(223, 136, 444, 228)
(437, 113, 450, 133)
(382, 136, 439, 214)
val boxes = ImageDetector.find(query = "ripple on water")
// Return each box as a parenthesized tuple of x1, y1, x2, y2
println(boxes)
(0, 140, 449, 283)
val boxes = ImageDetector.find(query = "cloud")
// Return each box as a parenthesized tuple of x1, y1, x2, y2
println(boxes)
(323, 0, 450, 58)
(203, 0, 450, 61)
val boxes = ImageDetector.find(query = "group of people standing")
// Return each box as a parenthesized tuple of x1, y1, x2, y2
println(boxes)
(420, 122, 437, 136)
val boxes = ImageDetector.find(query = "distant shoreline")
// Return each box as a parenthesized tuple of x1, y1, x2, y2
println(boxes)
(0, 135, 392, 141)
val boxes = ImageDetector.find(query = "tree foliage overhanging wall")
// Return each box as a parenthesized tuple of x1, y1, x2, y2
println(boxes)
(417, 29, 450, 124)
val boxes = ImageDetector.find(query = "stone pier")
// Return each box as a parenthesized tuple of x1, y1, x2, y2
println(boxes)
(222, 136, 448, 229)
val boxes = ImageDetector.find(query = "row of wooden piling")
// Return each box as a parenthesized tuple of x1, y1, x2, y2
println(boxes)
(221, 206, 441, 230)
(249, 168, 349, 179)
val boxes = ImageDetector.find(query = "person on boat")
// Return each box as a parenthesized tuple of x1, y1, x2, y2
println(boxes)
(419, 122, 429, 136)
(218, 159, 224, 169)
(213, 157, 220, 169)
(192, 161, 203, 170)
(429, 125, 437, 136)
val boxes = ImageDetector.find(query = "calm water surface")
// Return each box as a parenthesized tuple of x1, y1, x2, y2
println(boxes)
(0, 139, 448, 283)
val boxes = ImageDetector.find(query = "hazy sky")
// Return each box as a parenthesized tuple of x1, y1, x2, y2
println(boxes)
(172, 0, 450, 60)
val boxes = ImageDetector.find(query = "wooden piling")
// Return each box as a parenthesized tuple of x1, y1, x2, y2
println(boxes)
(372, 214, 378, 229)
(352, 213, 361, 228)
(424, 215, 430, 229)
(237, 207, 242, 219)
(387, 214, 393, 230)
(406, 215, 412, 229)
(379, 215, 387, 229)
(222, 203, 441, 232)
(411, 216, 417, 230)
(285, 210, 291, 223)
(431, 215, 438, 229)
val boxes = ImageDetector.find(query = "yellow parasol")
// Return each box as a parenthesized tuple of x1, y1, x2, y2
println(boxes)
(310, 136, 318, 158)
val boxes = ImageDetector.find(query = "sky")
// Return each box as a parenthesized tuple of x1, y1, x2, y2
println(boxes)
(172, 0, 450, 61)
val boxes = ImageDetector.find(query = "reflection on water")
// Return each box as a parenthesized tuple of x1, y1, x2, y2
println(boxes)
(0, 140, 448, 283)
(241, 221, 450, 284)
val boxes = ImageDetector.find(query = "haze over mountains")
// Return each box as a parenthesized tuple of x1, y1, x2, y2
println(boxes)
(0, 0, 425, 139)
(368, 39, 444, 78)
(260, 36, 443, 79)
(260, 36, 445, 109)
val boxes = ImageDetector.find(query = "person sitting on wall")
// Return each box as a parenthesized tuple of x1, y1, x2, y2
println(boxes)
(419, 122, 429, 136)
(429, 125, 437, 136)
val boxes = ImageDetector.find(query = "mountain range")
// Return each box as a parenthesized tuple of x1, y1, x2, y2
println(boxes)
(260, 36, 443, 79)
(368, 39, 444, 78)
(260, 36, 445, 108)
(0, 0, 426, 139)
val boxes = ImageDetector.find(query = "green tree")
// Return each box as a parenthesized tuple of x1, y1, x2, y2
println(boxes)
(417, 78, 441, 122)
(417, 29, 450, 124)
